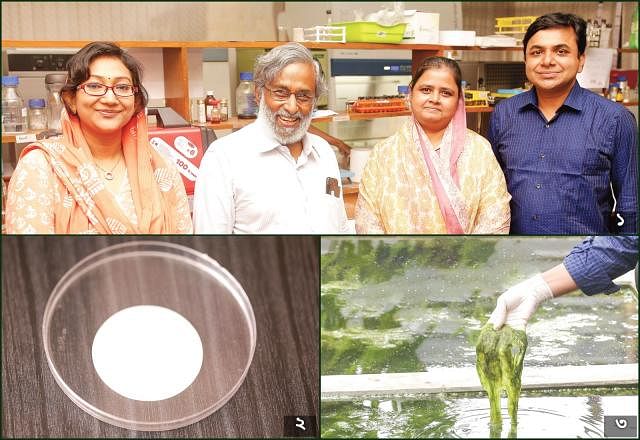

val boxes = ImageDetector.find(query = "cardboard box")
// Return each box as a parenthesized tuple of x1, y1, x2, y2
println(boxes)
(402, 11, 439, 44)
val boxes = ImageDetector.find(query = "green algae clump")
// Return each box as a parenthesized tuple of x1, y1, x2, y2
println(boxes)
(475, 323, 528, 429)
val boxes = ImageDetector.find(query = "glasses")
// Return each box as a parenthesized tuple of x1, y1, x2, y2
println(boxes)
(77, 82, 138, 97)
(264, 86, 314, 105)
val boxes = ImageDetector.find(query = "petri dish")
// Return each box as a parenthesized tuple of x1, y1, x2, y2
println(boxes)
(42, 241, 257, 431)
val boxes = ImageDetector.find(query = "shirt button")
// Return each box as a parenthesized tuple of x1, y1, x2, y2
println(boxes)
(539, 154, 545, 159)
(535, 183, 542, 189)
(545, 124, 550, 128)
(532, 214, 539, 220)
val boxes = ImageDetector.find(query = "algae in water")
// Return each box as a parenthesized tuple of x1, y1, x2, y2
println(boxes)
(476, 323, 528, 430)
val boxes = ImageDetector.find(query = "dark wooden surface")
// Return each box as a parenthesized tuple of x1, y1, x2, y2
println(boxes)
(2, 236, 319, 438)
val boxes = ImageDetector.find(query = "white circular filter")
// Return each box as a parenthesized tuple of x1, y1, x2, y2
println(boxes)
(91, 305, 203, 402)
(42, 241, 257, 431)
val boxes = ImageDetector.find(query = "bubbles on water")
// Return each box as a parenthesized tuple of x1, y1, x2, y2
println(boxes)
(322, 394, 637, 438)
(448, 396, 606, 438)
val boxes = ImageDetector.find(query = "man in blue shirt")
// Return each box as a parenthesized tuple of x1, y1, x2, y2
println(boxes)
(489, 236, 639, 330)
(488, 13, 638, 234)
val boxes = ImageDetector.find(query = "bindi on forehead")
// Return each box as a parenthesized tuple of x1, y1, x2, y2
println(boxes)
(89, 74, 132, 83)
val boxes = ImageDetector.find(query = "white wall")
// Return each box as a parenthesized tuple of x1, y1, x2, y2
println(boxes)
(1, 1, 278, 40)
(276, 2, 461, 33)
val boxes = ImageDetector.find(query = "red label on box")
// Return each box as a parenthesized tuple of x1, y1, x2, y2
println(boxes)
(148, 127, 206, 195)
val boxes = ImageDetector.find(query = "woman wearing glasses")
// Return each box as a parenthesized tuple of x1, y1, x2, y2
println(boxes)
(355, 56, 511, 234)
(5, 41, 192, 234)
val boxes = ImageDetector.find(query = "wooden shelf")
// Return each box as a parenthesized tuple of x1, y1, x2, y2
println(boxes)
(4, 40, 635, 53)
(2, 131, 40, 144)
(1, 39, 523, 51)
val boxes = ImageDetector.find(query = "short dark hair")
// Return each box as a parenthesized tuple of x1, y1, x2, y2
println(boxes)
(409, 56, 462, 95)
(523, 13, 587, 57)
(62, 41, 148, 114)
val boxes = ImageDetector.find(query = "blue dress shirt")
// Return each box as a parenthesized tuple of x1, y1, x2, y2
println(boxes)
(564, 236, 639, 295)
(488, 82, 638, 234)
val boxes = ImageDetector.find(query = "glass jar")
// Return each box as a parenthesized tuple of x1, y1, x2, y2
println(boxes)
(197, 99, 206, 124)
(45, 73, 66, 131)
(210, 105, 221, 123)
(204, 90, 217, 122)
(236, 72, 257, 119)
(28, 98, 47, 130)
(2, 75, 28, 133)
(219, 99, 228, 121)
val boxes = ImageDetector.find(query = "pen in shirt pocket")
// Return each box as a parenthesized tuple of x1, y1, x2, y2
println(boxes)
(326, 177, 340, 198)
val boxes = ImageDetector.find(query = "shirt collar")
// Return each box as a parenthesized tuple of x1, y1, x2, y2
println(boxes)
(519, 80, 584, 111)
(560, 81, 585, 111)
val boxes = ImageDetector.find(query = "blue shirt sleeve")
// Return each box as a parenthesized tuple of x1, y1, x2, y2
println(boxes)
(564, 236, 639, 295)
(611, 109, 638, 233)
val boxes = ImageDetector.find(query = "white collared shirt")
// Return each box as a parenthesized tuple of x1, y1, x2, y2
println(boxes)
(193, 118, 349, 234)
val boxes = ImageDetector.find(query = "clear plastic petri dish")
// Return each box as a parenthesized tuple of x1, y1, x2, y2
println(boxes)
(42, 241, 257, 431)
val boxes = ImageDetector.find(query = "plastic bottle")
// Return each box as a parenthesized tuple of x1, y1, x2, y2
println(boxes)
(2, 76, 28, 133)
(236, 72, 257, 119)
(204, 90, 217, 122)
(28, 98, 47, 130)
(45, 73, 66, 131)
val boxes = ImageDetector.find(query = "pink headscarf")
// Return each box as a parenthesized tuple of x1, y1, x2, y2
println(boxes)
(414, 94, 467, 233)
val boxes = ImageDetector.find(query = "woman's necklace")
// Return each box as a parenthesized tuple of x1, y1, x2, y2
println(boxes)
(95, 154, 122, 181)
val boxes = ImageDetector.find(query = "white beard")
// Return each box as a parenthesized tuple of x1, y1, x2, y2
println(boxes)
(257, 95, 313, 145)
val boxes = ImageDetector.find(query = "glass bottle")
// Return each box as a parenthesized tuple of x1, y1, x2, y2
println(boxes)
(197, 99, 206, 124)
(2, 75, 28, 133)
(236, 72, 257, 119)
(210, 104, 221, 123)
(219, 98, 229, 121)
(45, 73, 66, 131)
(204, 90, 217, 122)
(28, 98, 47, 130)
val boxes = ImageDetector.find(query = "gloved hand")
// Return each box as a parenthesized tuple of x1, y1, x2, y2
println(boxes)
(488, 274, 554, 331)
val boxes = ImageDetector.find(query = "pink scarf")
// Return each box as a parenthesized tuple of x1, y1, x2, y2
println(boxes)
(414, 95, 467, 233)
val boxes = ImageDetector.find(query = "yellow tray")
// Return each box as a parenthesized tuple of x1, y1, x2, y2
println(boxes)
(332, 21, 407, 44)
(495, 16, 538, 34)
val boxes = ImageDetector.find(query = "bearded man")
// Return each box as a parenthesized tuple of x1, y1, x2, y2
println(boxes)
(194, 43, 349, 233)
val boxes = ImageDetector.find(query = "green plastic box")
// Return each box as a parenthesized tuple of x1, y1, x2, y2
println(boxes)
(332, 21, 408, 44)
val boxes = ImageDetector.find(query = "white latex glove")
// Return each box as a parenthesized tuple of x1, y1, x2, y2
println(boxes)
(488, 274, 554, 331)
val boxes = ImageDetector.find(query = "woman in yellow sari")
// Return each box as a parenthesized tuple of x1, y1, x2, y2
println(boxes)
(355, 56, 511, 234)
(5, 42, 192, 234)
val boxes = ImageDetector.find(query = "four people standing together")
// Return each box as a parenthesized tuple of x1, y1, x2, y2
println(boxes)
(4, 12, 638, 236)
